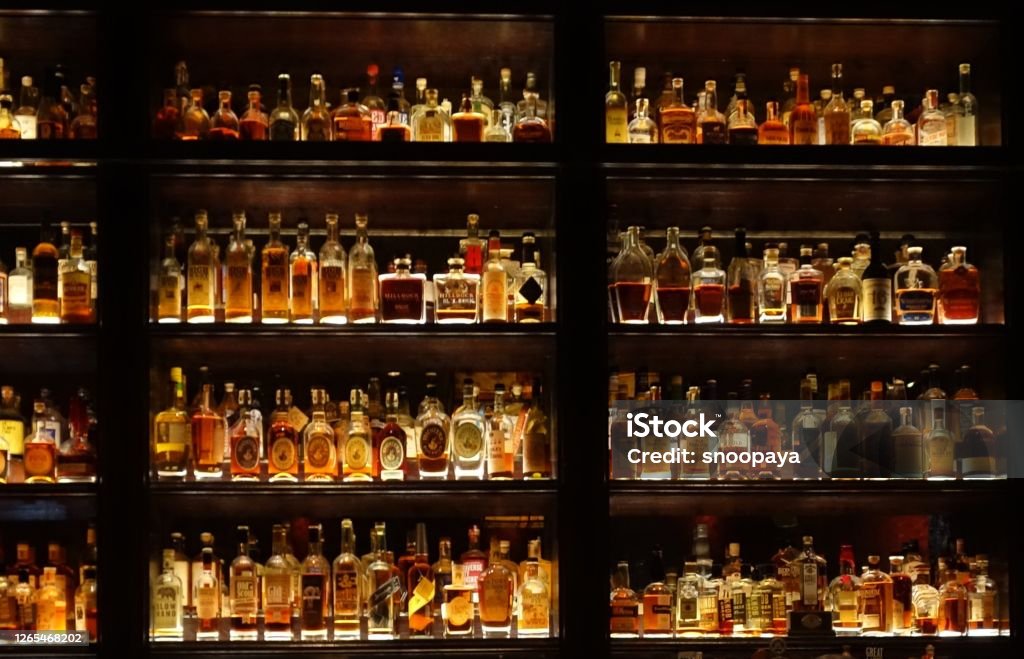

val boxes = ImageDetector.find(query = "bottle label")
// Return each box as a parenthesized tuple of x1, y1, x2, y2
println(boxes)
(419, 423, 447, 460)
(520, 590, 548, 628)
(344, 435, 369, 470)
(610, 602, 639, 631)
(0, 420, 25, 456)
(232, 435, 260, 470)
(762, 277, 784, 309)
(187, 266, 214, 305)
(269, 433, 297, 472)
(196, 583, 218, 621)
(446, 590, 472, 627)
(644, 593, 672, 631)
(270, 119, 297, 141)
(605, 109, 628, 143)
(263, 573, 291, 624)
(629, 132, 652, 144)
(17, 114, 37, 140)
(960, 456, 993, 477)
(24, 442, 54, 477)
(518, 276, 543, 305)
(791, 118, 817, 145)
(861, 279, 892, 322)
(291, 274, 309, 305)
(830, 286, 859, 321)
(488, 429, 506, 465)
(349, 269, 375, 313)
(482, 272, 506, 320)
(800, 563, 818, 606)
(898, 289, 936, 314)
(408, 575, 435, 616)
(919, 125, 948, 146)
(334, 569, 360, 615)
(33, 261, 58, 302)
(301, 574, 325, 626)
(305, 434, 335, 470)
(927, 437, 955, 476)
(453, 422, 483, 459)
(8, 275, 29, 305)
(417, 114, 446, 142)
(956, 116, 977, 146)
(481, 574, 510, 616)
(661, 116, 695, 144)
(152, 585, 180, 629)
(379, 434, 404, 471)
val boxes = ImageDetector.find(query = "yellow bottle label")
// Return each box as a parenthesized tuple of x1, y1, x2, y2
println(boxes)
(408, 576, 435, 616)
(606, 108, 629, 143)
(0, 419, 25, 456)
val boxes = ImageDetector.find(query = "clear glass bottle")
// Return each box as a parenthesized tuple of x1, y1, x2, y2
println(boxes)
(478, 547, 514, 637)
(512, 94, 551, 143)
(261, 525, 294, 641)
(823, 63, 851, 145)
(301, 74, 332, 141)
(347, 213, 378, 323)
(726, 228, 756, 324)
(152, 368, 189, 479)
(378, 94, 411, 142)
(287, 222, 316, 324)
(303, 389, 336, 481)
(416, 385, 451, 479)
(186, 211, 217, 323)
(789, 245, 824, 323)
(628, 97, 658, 143)
(654, 227, 691, 324)
(315, 213, 347, 324)
(938, 246, 980, 324)
(191, 384, 224, 480)
(859, 555, 894, 634)
(968, 556, 997, 634)
(434, 257, 479, 324)
(828, 545, 862, 635)
(34, 566, 63, 631)
(956, 63, 979, 146)
(925, 406, 956, 479)
(151, 549, 183, 641)
(727, 97, 758, 145)
(791, 536, 827, 611)
(405, 522, 435, 637)
(912, 566, 940, 635)
(757, 245, 786, 323)
(260, 213, 290, 324)
(224, 212, 253, 323)
(156, 235, 182, 323)
(826, 256, 861, 324)
(14, 77, 38, 140)
(889, 555, 914, 633)
(341, 389, 372, 482)
(228, 527, 258, 640)
(487, 384, 515, 479)
(659, 78, 695, 144)
(613, 226, 654, 324)
(266, 72, 300, 141)
(208, 90, 239, 140)
(367, 527, 396, 639)
(379, 257, 425, 324)
(518, 558, 549, 636)
(266, 389, 299, 482)
(451, 380, 485, 480)
(698, 80, 727, 144)
(329, 519, 361, 638)
(194, 547, 220, 640)
(58, 231, 92, 323)
(692, 256, 725, 324)
(960, 406, 995, 478)
(758, 100, 789, 144)
(882, 100, 915, 145)
(411, 88, 451, 142)
(481, 230, 508, 323)
(917, 90, 947, 146)
(605, 61, 629, 143)
(452, 92, 485, 142)
(717, 398, 750, 480)
(895, 246, 937, 325)
(332, 88, 373, 141)
(852, 100, 882, 144)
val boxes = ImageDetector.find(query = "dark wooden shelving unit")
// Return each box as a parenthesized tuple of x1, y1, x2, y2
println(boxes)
(147, 637, 560, 658)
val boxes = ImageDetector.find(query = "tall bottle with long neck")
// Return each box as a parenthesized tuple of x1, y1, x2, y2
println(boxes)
(367, 527, 395, 639)
(186, 211, 217, 323)
(302, 74, 332, 141)
(955, 64, 978, 146)
(331, 519, 361, 638)
(300, 524, 329, 640)
(260, 213, 289, 324)
(860, 231, 891, 324)
(318, 213, 347, 324)
(823, 63, 851, 145)
(407, 522, 435, 636)
(224, 213, 253, 323)
(289, 222, 316, 324)
(263, 525, 294, 640)
(654, 227, 691, 324)
(726, 227, 755, 323)
(269, 73, 300, 141)
(347, 213, 378, 323)
(229, 526, 258, 640)
(605, 61, 629, 143)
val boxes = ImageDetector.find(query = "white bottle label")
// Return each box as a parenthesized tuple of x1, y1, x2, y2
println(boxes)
(861, 279, 892, 322)
(17, 114, 37, 140)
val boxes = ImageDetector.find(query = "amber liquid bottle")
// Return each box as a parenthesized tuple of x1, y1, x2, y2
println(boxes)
(789, 74, 817, 145)
(407, 523, 435, 636)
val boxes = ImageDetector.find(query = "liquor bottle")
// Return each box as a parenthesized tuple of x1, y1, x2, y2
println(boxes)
(434, 257, 479, 324)
(643, 548, 672, 637)
(779, 67, 800, 127)
(403, 523, 435, 636)
(299, 524, 328, 640)
(190, 547, 219, 640)
(36, 69, 67, 139)
(894, 246, 937, 325)
(827, 545, 862, 634)
(367, 526, 396, 639)
(342, 388, 372, 482)
(208, 90, 240, 140)
(521, 377, 551, 479)
(858, 381, 891, 478)
(791, 536, 827, 611)
(4, 248, 29, 324)
(224, 212, 253, 323)
(431, 538, 455, 610)
(913, 567, 940, 634)
(612, 226, 653, 324)
(186, 211, 217, 323)
(936, 559, 967, 634)
(265, 389, 299, 482)
(968, 556, 997, 633)
(14, 77, 38, 140)
(268, 73, 300, 141)
(379, 257, 425, 324)
(790, 245, 824, 323)
(24, 399, 57, 483)
(722, 228, 755, 324)
(757, 245, 786, 324)
(316, 213, 347, 324)
(481, 230, 508, 323)
(882, 100, 915, 145)
(457, 213, 484, 275)
(36, 567, 65, 631)
(43, 543, 74, 629)
(156, 235, 183, 323)
(889, 555, 914, 633)
(239, 85, 268, 140)
(698, 80, 727, 144)
(690, 257, 724, 324)
(180, 88, 210, 139)
(412, 88, 451, 142)
(892, 406, 924, 478)
(229, 395, 261, 481)
(151, 549, 183, 641)
(917, 90, 947, 146)
(628, 98, 657, 143)
(659, 78, 695, 144)
(851, 100, 882, 144)
(287, 222, 316, 324)
(56, 230, 91, 324)
(452, 93, 485, 143)
(56, 391, 96, 483)
(938, 246, 980, 324)
(29, 226, 59, 324)
(74, 566, 97, 637)
(791, 378, 823, 479)
(451, 380, 485, 480)
(332, 88, 373, 141)
(727, 97, 758, 145)
(361, 64, 387, 139)
(790, 74, 817, 144)
(304, 389, 336, 481)
(260, 213, 289, 324)
(487, 384, 515, 479)
(861, 231, 892, 324)
(758, 100, 789, 144)
(925, 405, 956, 479)
(956, 64, 979, 146)
(416, 382, 450, 479)
(749, 395, 781, 479)
(328, 519, 361, 639)
(378, 391, 407, 481)
(190, 384, 224, 479)
(826, 256, 861, 324)
(301, 74, 332, 141)
(347, 213, 378, 323)
(959, 406, 995, 478)
(378, 94, 411, 142)
(653, 227, 691, 324)
(609, 561, 639, 637)
(605, 61, 629, 143)
(0, 93, 21, 138)
(859, 555, 895, 633)
(823, 64, 851, 145)
(477, 543, 513, 637)
(518, 558, 549, 637)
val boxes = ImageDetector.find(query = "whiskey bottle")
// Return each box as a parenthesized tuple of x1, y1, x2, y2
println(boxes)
(959, 406, 995, 478)
(153, 368, 189, 480)
(434, 257, 479, 324)
(789, 74, 817, 144)
(300, 524, 329, 640)
(882, 100, 915, 145)
(477, 544, 513, 637)
(191, 384, 224, 480)
(229, 395, 261, 482)
(36, 567, 65, 632)
(379, 391, 406, 481)
(301, 74, 333, 141)
(861, 231, 892, 324)
(452, 93, 485, 142)
(35, 69, 67, 139)
(317, 213, 347, 324)
(643, 548, 673, 637)
(653, 227, 691, 324)
(459, 214, 485, 275)
(411, 88, 450, 142)
(605, 61, 629, 143)
(24, 400, 57, 483)
(186, 211, 217, 323)
(749, 395, 781, 480)
(895, 246, 937, 325)
(892, 406, 924, 478)
(416, 381, 451, 479)
(609, 561, 639, 637)
(724, 228, 755, 324)
(823, 64, 851, 145)
(260, 213, 289, 324)
(156, 235, 183, 323)
(518, 558, 549, 636)
(194, 548, 220, 640)
(460, 525, 488, 597)
(452, 380, 485, 480)
(379, 257, 425, 324)
(151, 549, 183, 641)
(925, 406, 956, 480)
(286, 222, 316, 324)
(266, 389, 298, 482)
(890, 555, 914, 633)
(860, 555, 895, 633)
(727, 97, 758, 145)
(917, 90, 948, 146)
(263, 526, 294, 640)
(956, 64, 979, 146)
(31, 225, 59, 324)
(859, 381, 892, 478)
(367, 527, 396, 639)
(514, 233, 546, 323)
(791, 536, 827, 612)
(938, 246, 980, 325)
(332, 86, 375, 142)
(613, 226, 653, 324)
(827, 544, 862, 634)
(758, 100, 789, 144)
(789, 246, 824, 323)
(658, 78, 695, 144)
(698, 80, 727, 144)
(14, 77, 38, 140)
(238, 85, 268, 141)
(347, 213, 378, 323)
(968, 556, 997, 633)
(269, 73, 300, 141)
(224, 212, 253, 323)
(791, 379, 823, 479)
(378, 94, 411, 142)
(304, 389, 336, 482)
(56, 391, 96, 483)
(407, 523, 435, 636)
(209, 90, 240, 140)
(228, 527, 258, 640)
(481, 231, 508, 323)
(74, 567, 97, 637)
(757, 245, 786, 324)
(342, 389, 372, 482)
(826, 257, 861, 324)
(330, 519, 361, 638)
(487, 384, 514, 479)
(522, 377, 551, 479)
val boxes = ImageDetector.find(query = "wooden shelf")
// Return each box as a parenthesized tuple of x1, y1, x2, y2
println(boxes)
(0, 483, 98, 522)
(147, 637, 558, 658)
